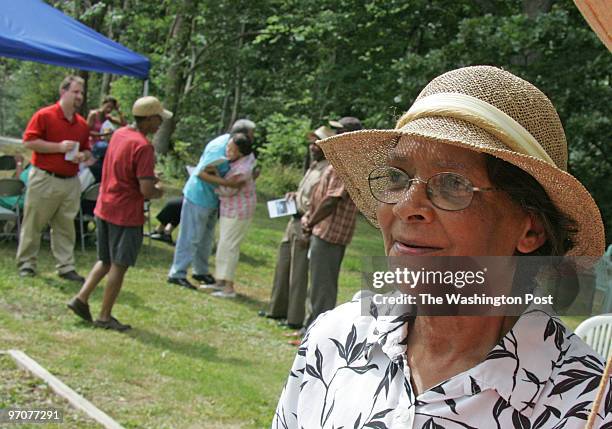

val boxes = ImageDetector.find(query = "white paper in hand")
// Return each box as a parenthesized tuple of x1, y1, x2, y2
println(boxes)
(64, 141, 79, 161)
(267, 198, 297, 218)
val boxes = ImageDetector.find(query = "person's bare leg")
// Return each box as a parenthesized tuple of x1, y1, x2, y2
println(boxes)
(98, 263, 129, 321)
(76, 261, 111, 303)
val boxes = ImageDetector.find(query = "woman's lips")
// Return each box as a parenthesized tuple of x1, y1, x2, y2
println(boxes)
(391, 241, 443, 255)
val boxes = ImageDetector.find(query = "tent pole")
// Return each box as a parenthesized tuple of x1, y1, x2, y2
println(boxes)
(143, 79, 149, 96)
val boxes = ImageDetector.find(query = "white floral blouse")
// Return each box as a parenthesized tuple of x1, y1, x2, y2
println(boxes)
(273, 300, 612, 428)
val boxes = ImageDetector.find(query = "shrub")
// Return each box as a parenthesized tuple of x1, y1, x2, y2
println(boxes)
(255, 160, 303, 199)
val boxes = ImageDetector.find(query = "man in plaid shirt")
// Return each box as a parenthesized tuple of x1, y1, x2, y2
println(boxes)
(300, 117, 361, 328)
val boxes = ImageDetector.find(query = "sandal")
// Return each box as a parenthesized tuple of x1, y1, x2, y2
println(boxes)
(67, 297, 92, 322)
(94, 316, 132, 332)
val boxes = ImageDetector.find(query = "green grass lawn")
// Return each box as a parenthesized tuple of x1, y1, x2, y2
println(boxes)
(0, 198, 384, 428)
(0, 355, 100, 428)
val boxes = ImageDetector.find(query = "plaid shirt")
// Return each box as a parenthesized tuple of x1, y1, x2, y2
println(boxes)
(216, 153, 256, 219)
(305, 164, 357, 246)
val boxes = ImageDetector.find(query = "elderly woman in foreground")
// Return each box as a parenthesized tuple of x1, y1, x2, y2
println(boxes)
(273, 66, 610, 428)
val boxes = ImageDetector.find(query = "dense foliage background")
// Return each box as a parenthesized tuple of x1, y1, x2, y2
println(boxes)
(0, 0, 609, 241)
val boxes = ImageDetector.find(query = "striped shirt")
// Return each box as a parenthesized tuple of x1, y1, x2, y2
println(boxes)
(216, 153, 256, 220)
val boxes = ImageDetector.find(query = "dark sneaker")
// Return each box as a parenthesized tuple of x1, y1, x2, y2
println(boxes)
(94, 316, 131, 332)
(59, 270, 85, 284)
(167, 277, 197, 290)
(67, 297, 92, 322)
(150, 232, 173, 244)
(257, 310, 285, 320)
(278, 320, 303, 330)
(18, 268, 36, 277)
(192, 273, 215, 284)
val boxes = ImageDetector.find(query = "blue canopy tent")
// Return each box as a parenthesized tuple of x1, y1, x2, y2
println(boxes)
(0, 0, 150, 79)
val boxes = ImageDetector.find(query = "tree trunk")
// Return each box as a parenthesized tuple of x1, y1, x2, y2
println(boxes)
(522, 0, 554, 19)
(218, 88, 230, 134)
(153, 0, 197, 154)
(228, 21, 246, 128)
(513, 0, 555, 66)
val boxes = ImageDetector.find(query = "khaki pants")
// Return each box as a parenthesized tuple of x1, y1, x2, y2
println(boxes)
(214, 216, 252, 281)
(267, 217, 310, 325)
(16, 167, 81, 274)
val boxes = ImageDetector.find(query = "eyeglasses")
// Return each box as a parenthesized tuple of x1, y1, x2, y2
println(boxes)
(368, 166, 496, 211)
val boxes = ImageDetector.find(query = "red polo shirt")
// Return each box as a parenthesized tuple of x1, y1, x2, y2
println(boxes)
(94, 126, 156, 227)
(23, 103, 90, 177)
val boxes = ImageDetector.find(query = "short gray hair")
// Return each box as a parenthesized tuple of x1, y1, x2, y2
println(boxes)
(231, 119, 256, 136)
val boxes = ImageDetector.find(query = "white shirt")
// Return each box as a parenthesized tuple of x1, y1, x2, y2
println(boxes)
(273, 299, 612, 428)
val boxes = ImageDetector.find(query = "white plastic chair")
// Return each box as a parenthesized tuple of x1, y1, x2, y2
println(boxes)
(575, 314, 612, 360)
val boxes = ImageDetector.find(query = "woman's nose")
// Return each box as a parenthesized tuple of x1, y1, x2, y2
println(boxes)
(391, 181, 435, 223)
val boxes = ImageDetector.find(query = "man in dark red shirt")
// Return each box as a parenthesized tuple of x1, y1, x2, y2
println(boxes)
(67, 96, 170, 331)
(17, 75, 92, 282)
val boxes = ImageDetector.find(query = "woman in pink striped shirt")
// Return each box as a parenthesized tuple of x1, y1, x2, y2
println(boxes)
(209, 133, 256, 298)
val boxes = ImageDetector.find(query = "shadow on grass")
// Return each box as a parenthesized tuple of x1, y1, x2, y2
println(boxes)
(40, 276, 155, 314)
(126, 327, 247, 365)
(238, 251, 268, 267)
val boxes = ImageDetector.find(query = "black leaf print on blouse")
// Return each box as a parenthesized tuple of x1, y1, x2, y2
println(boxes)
(347, 364, 380, 374)
(543, 318, 566, 351)
(562, 354, 604, 373)
(422, 417, 445, 429)
(353, 413, 362, 429)
(373, 362, 394, 401)
(274, 406, 290, 429)
(521, 369, 547, 412)
(512, 409, 531, 429)
(431, 384, 445, 395)
(549, 369, 602, 397)
(363, 421, 389, 429)
(601, 422, 612, 429)
(486, 349, 516, 360)
(349, 339, 368, 365)
(469, 376, 481, 395)
(493, 396, 511, 429)
(297, 345, 307, 357)
(445, 399, 458, 415)
(331, 338, 347, 361)
(532, 405, 561, 429)
(370, 300, 378, 319)
(322, 397, 335, 427)
(331, 326, 369, 366)
(305, 346, 324, 381)
(606, 382, 612, 415)
(562, 400, 591, 421)
(346, 325, 357, 357)
(371, 408, 394, 420)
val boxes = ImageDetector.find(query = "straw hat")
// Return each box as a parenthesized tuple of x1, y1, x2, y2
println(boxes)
(318, 66, 605, 256)
(132, 96, 173, 120)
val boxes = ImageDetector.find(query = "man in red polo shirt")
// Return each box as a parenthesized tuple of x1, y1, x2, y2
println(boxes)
(17, 75, 92, 282)
(67, 96, 169, 331)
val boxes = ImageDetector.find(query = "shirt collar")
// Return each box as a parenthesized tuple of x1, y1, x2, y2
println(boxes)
(54, 102, 75, 123)
(364, 304, 561, 418)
